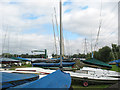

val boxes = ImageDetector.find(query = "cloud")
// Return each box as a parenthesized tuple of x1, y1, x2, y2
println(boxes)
(0, 0, 119, 56)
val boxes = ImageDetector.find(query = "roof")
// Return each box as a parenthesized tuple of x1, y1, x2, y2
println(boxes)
(0, 72, 39, 89)
(13, 70, 71, 88)
(0, 58, 20, 64)
(81, 58, 112, 68)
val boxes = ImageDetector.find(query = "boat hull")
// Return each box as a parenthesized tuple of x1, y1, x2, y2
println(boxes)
(72, 76, 119, 84)
(32, 62, 75, 67)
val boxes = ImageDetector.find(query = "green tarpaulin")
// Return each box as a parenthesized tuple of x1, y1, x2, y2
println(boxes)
(81, 58, 112, 68)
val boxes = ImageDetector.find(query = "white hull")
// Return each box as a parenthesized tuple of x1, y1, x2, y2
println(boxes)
(76, 67, 120, 78)
(12, 67, 120, 84)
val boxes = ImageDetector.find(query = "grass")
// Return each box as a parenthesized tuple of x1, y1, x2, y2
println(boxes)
(9, 64, 32, 70)
(72, 84, 110, 89)
(71, 80, 111, 89)
(111, 65, 120, 72)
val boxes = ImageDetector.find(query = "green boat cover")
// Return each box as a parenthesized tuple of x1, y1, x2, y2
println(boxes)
(82, 58, 112, 68)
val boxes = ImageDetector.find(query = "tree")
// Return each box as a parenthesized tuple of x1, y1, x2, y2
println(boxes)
(98, 46, 111, 62)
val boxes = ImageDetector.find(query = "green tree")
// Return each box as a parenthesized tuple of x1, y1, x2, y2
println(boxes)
(98, 46, 111, 62)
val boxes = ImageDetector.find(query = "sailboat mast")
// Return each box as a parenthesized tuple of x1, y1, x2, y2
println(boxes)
(60, 0, 63, 68)
(118, 1, 120, 52)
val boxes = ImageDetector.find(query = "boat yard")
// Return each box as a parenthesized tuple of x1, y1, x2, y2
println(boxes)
(0, 0, 120, 89)
(0, 59, 120, 89)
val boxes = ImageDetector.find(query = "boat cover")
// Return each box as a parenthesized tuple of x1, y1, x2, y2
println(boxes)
(81, 58, 112, 68)
(17, 57, 31, 61)
(0, 72, 39, 89)
(32, 62, 75, 67)
(109, 59, 120, 64)
(12, 70, 71, 88)
(11, 57, 31, 61)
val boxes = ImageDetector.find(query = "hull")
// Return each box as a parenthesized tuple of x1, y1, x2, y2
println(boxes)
(77, 67, 120, 78)
(72, 76, 119, 84)
(32, 62, 75, 67)
(67, 71, 120, 84)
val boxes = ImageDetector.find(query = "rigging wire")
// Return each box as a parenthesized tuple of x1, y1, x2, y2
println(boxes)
(98, 1, 118, 35)
(2, 24, 8, 58)
(62, 30, 65, 57)
(7, 25, 10, 58)
(84, 38, 88, 55)
(54, 6, 65, 57)
(54, 7, 60, 46)
(94, 0, 103, 52)
(91, 1, 118, 52)
(52, 15, 58, 57)
(111, 47, 116, 60)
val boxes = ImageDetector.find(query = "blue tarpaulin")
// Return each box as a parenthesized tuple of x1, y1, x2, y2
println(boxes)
(12, 70, 71, 88)
(109, 59, 120, 67)
(32, 62, 75, 67)
(0, 72, 39, 89)
(109, 59, 120, 64)
(11, 57, 31, 61)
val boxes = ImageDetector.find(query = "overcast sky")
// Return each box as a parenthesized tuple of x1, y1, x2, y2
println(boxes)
(0, 0, 119, 57)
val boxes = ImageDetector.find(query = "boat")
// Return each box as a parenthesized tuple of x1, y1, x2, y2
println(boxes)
(0, 58, 20, 68)
(11, 57, 31, 61)
(65, 67, 120, 86)
(12, 70, 71, 88)
(32, 62, 75, 67)
(81, 58, 112, 69)
(31, 58, 59, 63)
(68, 71, 119, 85)
(76, 67, 120, 78)
(109, 59, 120, 67)
(0, 72, 39, 89)
(15, 67, 55, 74)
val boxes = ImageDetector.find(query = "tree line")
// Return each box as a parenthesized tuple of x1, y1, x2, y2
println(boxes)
(1, 53, 47, 58)
(72, 44, 120, 62)
(1, 44, 120, 63)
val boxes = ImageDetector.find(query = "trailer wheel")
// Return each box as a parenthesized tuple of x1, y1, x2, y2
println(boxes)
(83, 81, 89, 87)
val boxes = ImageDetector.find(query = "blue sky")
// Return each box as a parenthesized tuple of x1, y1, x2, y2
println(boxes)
(1, 0, 118, 55)
(19, 0, 89, 40)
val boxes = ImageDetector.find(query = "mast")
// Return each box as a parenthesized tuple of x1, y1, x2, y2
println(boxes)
(118, 1, 120, 52)
(60, 0, 63, 69)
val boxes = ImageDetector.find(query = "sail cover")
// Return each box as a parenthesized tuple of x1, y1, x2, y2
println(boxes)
(12, 70, 71, 88)
(32, 62, 75, 67)
(109, 59, 120, 64)
(0, 72, 39, 89)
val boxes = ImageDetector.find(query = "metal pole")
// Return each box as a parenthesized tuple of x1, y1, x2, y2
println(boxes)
(60, 0, 63, 69)
(118, 1, 120, 52)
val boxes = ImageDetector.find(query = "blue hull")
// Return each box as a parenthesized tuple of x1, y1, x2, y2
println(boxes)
(32, 62, 75, 67)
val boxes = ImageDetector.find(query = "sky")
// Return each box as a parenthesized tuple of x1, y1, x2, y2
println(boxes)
(0, 0, 119, 57)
